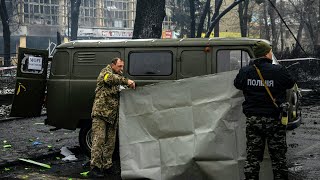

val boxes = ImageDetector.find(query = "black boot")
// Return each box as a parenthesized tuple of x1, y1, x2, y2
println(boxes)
(104, 167, 116, 175)
(89, 167, 104, 178)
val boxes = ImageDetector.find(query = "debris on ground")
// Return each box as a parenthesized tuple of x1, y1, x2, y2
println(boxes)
(19, 158, 51, 169)
(3, 144, 12, 148)
(32, 141, 42, 146)
(0, 105, 11, 118)
(60, 147, 78, 161)
(80, 171, 89, 177)
(3, 140, 12, 148)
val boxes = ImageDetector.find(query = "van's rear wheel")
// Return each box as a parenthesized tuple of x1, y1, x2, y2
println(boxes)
(79, 126, 92, 157)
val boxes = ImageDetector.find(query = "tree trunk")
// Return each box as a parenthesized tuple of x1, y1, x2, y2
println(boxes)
(196, 0, 210, 38)
(268, 0, 278, 52)
(304, 1, 317, 55)
(259, 11, 263, 38)
(205, 0, 245, 38)
(238, 0, 249, 37)
(207, 7, 211, 32)
(133, 0, 166, 39)
(316, 1, 320, 57)
(205, 0, 222, 38)
(214, 0, 221, 37)
(0, 0, 11, 66)
(57, 32, 62, 45)
(263, 1, 270, 40)
(70, 0, 81, 41)
(279, 0, 284, 53)
(189, 0, 196, 38)
(239, 2, 244, 36)
(293, 18, 304, 54)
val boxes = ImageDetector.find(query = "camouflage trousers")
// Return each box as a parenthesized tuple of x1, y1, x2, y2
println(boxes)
(90, 117, 120, 170)
(245, 116, 288, 180)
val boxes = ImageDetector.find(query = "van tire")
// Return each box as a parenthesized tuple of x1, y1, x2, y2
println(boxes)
(79, 126, 92, 158)
(289, 91, 299, 121)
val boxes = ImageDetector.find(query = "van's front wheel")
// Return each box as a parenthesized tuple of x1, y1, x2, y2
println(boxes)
(79, 126, 92, 157)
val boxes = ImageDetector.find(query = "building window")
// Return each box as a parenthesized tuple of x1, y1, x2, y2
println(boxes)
(102, 0, 134, 28)
(79, 0, 96, 27)
(129, 51, 173, 76)
(21, 0, 136, 31)
(114, 20, 123, 28)
(23, 0, 59, 25)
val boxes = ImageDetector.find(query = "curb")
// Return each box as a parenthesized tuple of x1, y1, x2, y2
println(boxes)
(0, 116, 24, 123)
(0, 146, 81, 169)
(0, 114, 47, 123)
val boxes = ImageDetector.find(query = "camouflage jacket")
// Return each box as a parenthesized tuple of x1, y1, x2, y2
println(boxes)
(91, 65, 128, 124)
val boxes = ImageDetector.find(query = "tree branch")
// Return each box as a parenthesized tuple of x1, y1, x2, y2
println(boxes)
(206, 0, 245, 38)
(196, 0, 211, 37)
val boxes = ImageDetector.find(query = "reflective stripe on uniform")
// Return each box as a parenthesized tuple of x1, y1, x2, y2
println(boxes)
(104, 73, 109, 81)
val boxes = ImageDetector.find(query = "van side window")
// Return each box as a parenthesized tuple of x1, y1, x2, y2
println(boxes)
(51, 51, 69, 76)
(129, 51, 172, 76)
(217, 50, 250, 73)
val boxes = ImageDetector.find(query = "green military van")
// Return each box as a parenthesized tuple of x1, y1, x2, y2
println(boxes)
(10, 38, 301, 157)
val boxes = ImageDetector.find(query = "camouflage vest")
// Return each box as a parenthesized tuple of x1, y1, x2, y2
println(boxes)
(91, 65, 128, 124)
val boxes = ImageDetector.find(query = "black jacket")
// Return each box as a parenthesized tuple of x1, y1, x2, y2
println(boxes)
(234, 58, 295, 118)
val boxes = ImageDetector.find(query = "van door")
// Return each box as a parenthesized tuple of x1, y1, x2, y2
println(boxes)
(10, 48, 49, 117)
(177, 47, 211, 79)
(213, 47, 252, 73)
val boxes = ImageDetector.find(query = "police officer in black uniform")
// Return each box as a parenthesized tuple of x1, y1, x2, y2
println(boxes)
(234, 41, 295, 180)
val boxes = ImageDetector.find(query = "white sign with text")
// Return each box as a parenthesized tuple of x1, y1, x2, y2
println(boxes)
(28, 56, 43, 71)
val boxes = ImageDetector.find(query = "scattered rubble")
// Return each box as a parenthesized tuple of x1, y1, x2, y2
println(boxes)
(0, 105, 12, 118)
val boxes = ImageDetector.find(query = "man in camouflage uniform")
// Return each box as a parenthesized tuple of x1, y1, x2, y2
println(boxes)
(234, 41, 295, 180)
(90, 57, 135, 177)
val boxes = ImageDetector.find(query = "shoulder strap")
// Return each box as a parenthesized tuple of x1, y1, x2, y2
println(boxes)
(253, 64, 278, 108)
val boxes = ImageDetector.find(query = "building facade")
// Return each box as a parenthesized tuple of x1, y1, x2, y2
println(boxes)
(0, 0, 136, 60)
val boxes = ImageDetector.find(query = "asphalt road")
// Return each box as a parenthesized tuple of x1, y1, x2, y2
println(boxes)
(287, 104, 320, 179)
(0, 92, 319, 179)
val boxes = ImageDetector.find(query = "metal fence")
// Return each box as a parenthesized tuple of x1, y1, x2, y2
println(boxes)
(0, 66, 16, 94)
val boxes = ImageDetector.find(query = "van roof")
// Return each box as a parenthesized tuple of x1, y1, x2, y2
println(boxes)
(57, 38, 269, 49)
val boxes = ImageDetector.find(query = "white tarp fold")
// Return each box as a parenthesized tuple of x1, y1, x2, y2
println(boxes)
(119, 71, 272, 180)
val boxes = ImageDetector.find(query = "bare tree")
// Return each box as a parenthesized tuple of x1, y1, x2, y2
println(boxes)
(284, 0, 309, 55)
(238, 0, 249, 37)
(205, 0, 246, 38)
(268, 0, 278, 52)
(0, 0, 10, 66)
(284, 0, 320, 55)
(70, 0, 81, 41)
(170, 0, 190, 38)
(303, 0, 320, 55)
(196, 0, 211, 37)
(189, 0, 196, 37)
(262, 1, 270, 40)
(279, 0, 284, 53)
(213, 0, 223, 37)
(318, 1, 320, 56)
